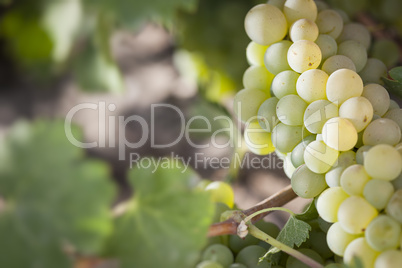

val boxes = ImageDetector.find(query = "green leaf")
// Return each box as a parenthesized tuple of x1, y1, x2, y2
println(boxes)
(0, 120, 116, 268)
(105, 159, 214, 268)
(382, 66, 402, 98)
(295, 199, 319, 222)
(264, 216, 311, 265)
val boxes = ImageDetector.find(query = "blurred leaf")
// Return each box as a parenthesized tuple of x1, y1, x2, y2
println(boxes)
(105, 160, 214, 268)
(382, 66, 402, 98)
(0, 120, 116, 268)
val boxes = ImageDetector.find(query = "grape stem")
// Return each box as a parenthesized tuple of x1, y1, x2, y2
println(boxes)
(243, 207, 295, 224)
(248, 225, 324, 268)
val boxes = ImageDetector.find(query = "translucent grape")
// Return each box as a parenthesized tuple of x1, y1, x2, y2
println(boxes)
(246, 41, 269, 66)
(304, 140, 339, 174)
(340, 164, 371, 196)
(315, 34, 337, 61)
(362, 84, 390, 116)
(387, 189, 402, 224)
(384, 109, 402, 130)
(296, 69, 328, 103)
(196, 260, 224, 268)
(343, 237, 380, 267)
(364, 179, 394, 210)
(338, 196, 378, 234)
(264, 40, 292, 74)
(317, 187, 349, 223)
(355, 145, 372, 165)
(304, 100, 338, 134)
(267, 0, 286, 10)
(339, 97, 373, 132)
(364, 144, 402, 181)
(244, 121, 275, 155)
(244, 4, 288, 46)
(389, 100, 400, 110)
(202, 244, 234, 267)
(337, 23, 371, 50)
(291, 164, 327, 198)
(271, 70, 300, 99)
(271, 123, 309, 153)
(286, 248, 324, 268)
(233, 89, 269, 123)
(291, 135, 316, 168)
(326, 69, 363, 104)
(276, 94, 308, 126)
(283, 153, 296, 179)
(325, 150, 356, 187)
(371, 39, 399, 68)
(392, 173, 402, 190)
(321, 55, 356, 74)
(337, 40, 367, 72)
(283, 0, 318, 25)
(322, 117, 358, 151)
(315, 0, 329, 11)
(287, 40, 322, 73)
(358, 58, 387, 85)
(289, 18, 319, 42)
(258, 97, 279, 132)
(333, 8, 350, 23)
(205, 181, 235, 208)
(363, 119, 401, 146)
(243, 65, 275, 91)
(235, 245, 269, 268)
(365, 215, 401, 251)
(316, 9, 344, 39)
(326, 222, 361, 256)
(374, 250, 402, 268)
(228, 234, 258, 254)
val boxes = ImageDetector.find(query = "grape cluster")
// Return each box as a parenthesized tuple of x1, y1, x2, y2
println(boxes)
(234, 0, 402, 267)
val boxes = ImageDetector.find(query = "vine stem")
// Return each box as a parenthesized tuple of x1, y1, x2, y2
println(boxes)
(243, 207, 295, 224)
(248, 225, 324, 268)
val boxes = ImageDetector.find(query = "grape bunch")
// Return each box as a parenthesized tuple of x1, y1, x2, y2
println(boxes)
(233, 0, 402, 267)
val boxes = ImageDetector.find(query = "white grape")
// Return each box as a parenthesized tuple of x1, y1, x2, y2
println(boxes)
(322, 117, 358, 151)
(364, 144, 402, 181)
(339, 96, 373, 132)
(316, 9, 344, 39)
(289, 18, 319, 42)
(287, 40, 322, 73)
(326, 69, 363, 104)
(296, 69, 328, 103)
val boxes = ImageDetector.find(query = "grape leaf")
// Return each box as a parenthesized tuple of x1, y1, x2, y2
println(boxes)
(104, 159, 214, 268)
(0, 120, 116, 268)
(295, 199, 319, 221)
(382, 66, 402, 98)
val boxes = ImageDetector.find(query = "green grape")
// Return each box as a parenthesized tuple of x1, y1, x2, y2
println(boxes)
(315, 34, 337, 61)
(244, 4, 288, 46)
(304, 100, 338, 134)
(271, 70, 300, 99)
(246, 41, 269, 66)
(340, 164, 371, 196)
(228, 234, 259, 254)
(258, 97, 279, 132)
(197, 260, 224, 268)
(362, 83, 390, 116)
(326, 69, 363, 105)
(235, 245, 269, 268)
(364, 179, 394, 210)
(365, 215, 401, 251)
(202, 244, 234, 267)
(363, 119, 401, 146)
(244, 121, 275, 155)
(291, 135, 316, 168)
(364, 144, 402, 181)
(317, 187, 349, 222)
(339, 97, 373, 132)
(316, 9, 344, 39)
(229, 264, 247, 268)
(374, 250, 402, 268)
(392, 173, 402, 190)
(264, 40, 292, 74)
(326, 0, 369, 16)
(371, 39, 399, 68)
(291, 164, 327, 198)
(267, 0, 286, 10)
(384, 109, 402, 130)
(255, 220, 280, 238)
(344, 237, 380, 268)
(322, 117, 358, 151)
(272, 123, 309, 153)
(333, 8, 350, 23)
(309, 229, 334, 259)
(287, 40, 322, 73)
(315, 0, 329, 11)
(355, 130, 364, 149)
(284, 153, 297, 178)
(358, 58, 387, 85)
(388, 100, 400, 110)
(286, 248, 324, 268)
(321, 55, 356, 75)
(317, 216, 332, 232)
(276, 95, 308, 126)
(205, 181, 235, 208)
(304, 140, 339, 174)
(387, 189, 402, 224)
(325, 150, 356, 187)
(296, 69, 328, 103)
(243, 65, 275, 91)
(337, 23, 371, 50)
(337, 40, 367, 72)
(233, 88, 269, 123)
(355, 145, 372, 165)
(326, 222, 361, 257)
(283, 0, 318, 25)
(211, 202, 231, 223)
(338, 196, 378, 234)
(289, 18, 319, 42)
